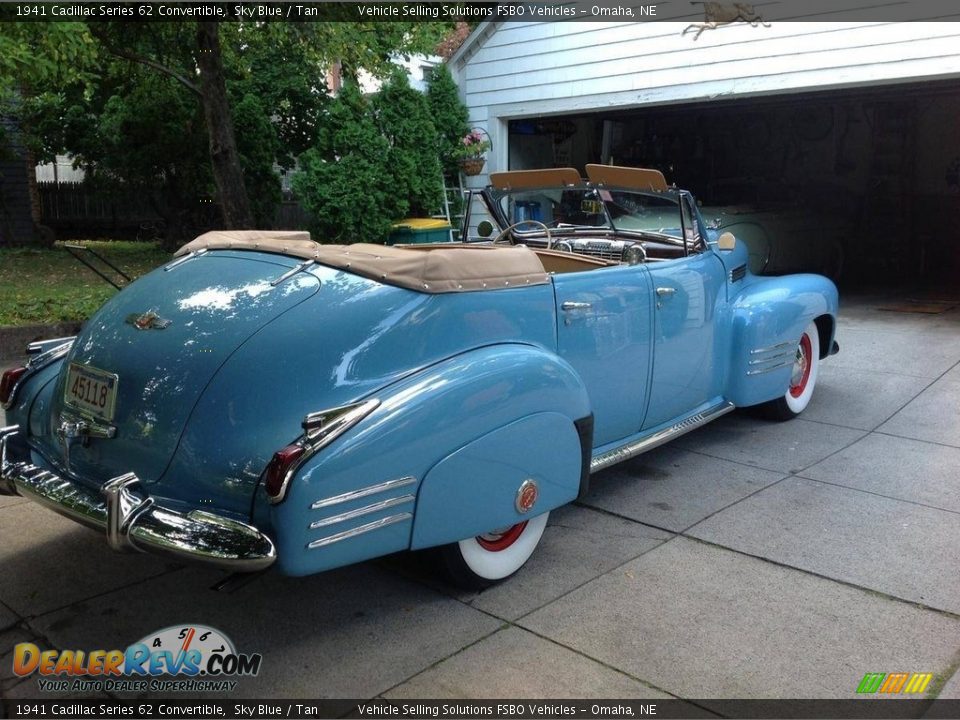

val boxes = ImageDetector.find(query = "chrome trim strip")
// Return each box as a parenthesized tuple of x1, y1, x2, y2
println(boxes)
(746, 361, 793, 376)
(590, 402, 735, 473)
(749, 341, 792, 355)
(269, 398, 382, 505)
(271, 259, 316, 287)
(307, 512, 412, 550)
(311, 476, 417, 510)
(0, 427, 275, 570)
(748, 351, 793, 366)
(3, 340, 74, 411)
(308, 494, 415, 530)
(164, 249, 207, 271)
(26, 337, 76, 355)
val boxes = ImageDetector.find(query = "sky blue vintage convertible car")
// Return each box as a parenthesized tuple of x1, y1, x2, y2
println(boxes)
(0, 165, 838, 589)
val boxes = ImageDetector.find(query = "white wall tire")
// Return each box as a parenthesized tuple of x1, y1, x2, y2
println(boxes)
(761, 321, 820, 421)
(439, 512, 549, 590)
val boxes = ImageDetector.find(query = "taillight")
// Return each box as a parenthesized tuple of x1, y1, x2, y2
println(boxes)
(0, 366, 27, 406)
(264, 443, 305, 503)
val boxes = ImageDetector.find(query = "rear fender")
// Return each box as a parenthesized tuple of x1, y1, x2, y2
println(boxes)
(410, 411, 581, 550)
(3, 352, 70, 464)
(727, 274, 838, 407)
(267, 343, 591, 576)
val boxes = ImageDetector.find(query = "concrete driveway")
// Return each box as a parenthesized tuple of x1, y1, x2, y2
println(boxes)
(2, 294, 959, 704)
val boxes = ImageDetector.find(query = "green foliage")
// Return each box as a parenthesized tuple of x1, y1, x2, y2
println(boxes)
(293, 83, 399, 243)
(3, 20, 462, 245)
(426, 64, 469, 175)
(231, 92, 282, 227)
(0, 22, 96, 95)
(220, 24, 329, 166)
(374, 70, 443, 218)
(39, 66, 214, 243)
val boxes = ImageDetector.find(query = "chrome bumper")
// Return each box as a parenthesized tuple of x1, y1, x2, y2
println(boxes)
(0, 425, 276, 572)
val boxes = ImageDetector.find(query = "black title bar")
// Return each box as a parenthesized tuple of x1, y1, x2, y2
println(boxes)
(2, 1, 960, 23)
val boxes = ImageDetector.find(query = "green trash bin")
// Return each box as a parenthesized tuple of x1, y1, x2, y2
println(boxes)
(386, 218, 452, 245)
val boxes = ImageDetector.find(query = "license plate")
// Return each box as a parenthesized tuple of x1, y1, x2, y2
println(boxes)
(64, 363, 119, 422)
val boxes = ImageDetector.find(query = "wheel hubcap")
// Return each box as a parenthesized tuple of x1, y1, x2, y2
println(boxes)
(477, 522, 528, 552)
(789, 334, 813, 398)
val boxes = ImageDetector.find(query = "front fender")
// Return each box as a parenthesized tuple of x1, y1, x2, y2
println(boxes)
(727, 273, 838, 407)
(267, 343, 592, 576)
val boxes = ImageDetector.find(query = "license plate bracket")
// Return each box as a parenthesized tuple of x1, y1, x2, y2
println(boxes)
(64, 363, 119, 422)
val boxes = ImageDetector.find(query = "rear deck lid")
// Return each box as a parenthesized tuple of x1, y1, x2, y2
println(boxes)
(43, 252, 320, 490)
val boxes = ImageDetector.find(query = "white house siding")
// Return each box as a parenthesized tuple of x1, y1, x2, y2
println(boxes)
(451, 17, 960, 187)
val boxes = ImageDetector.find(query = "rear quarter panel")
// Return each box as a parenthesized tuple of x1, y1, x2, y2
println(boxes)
(266, 344, 591, 576)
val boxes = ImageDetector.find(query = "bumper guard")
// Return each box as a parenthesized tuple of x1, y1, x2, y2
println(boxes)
(0, 425, 276, 572)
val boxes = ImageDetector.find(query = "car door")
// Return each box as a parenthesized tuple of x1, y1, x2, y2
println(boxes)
(642, 195, 728, 430)
(552, 265, 654, 447)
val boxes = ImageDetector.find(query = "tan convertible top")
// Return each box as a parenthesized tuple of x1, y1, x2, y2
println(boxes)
(175, 231, 549, 293)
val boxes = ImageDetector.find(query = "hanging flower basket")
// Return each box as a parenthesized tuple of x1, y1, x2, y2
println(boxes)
(458, 156, 486, 176)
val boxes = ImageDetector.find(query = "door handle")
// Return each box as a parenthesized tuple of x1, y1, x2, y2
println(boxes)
(561, 301, 592, 311)
(655, 287, 676, 297)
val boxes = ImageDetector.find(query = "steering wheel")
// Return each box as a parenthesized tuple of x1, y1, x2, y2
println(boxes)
(492, 220, 553, 249)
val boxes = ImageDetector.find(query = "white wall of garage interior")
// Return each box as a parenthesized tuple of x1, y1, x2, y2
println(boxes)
(450, 13, 960, 198)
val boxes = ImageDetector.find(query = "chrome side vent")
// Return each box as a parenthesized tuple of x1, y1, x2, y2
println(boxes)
(730, 264, 747, 282)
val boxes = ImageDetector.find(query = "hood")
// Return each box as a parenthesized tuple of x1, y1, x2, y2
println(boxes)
(42, 252, 320, 494)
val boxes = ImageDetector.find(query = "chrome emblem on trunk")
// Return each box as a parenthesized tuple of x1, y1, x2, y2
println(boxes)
(125, 311, 171, 330)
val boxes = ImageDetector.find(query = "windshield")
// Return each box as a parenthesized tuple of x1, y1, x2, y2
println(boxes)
(494, 187, 683, 241)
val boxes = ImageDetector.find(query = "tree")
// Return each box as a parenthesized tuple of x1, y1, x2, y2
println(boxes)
(374, 69, 443, 217)
(426, 64, 470, 176)
(0, 22, 96, 243)
(90, 22, 254, 229)
(4, 19, 459, 242)
(293, 82, 399, 243)
(195, 22, 254, 228)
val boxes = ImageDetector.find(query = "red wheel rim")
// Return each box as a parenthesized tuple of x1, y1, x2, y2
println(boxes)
(789, 334, 813, 398)
(476, 521, 528, 552)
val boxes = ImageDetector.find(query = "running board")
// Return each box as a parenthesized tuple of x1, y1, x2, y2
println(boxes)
(590, 401, 735, 473)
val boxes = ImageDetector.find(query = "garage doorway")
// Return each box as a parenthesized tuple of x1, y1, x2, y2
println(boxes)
(507, 82, 960, 290)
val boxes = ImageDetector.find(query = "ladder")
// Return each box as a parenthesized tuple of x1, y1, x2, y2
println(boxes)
(434, 171, 466, 242)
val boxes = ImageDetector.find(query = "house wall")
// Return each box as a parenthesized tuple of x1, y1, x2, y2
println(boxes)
(452, 19, 960, 188)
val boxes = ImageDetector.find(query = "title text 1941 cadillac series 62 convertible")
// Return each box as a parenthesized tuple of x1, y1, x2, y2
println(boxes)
(0, 165, 838, 589)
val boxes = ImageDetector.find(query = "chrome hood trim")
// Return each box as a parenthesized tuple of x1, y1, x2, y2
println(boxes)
(0, 425, 275, 572)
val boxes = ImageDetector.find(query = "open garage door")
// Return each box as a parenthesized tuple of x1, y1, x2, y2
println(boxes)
(507, 82, 960, 290)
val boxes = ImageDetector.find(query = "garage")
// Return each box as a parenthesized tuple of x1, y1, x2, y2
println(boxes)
(452, 20, 960, 289)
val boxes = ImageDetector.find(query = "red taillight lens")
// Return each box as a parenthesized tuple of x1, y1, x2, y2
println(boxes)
(264, 444, 305, 503)
(0, 367, 27, 405)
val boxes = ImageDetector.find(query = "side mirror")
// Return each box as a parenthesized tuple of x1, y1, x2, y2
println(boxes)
(717, 232, 736, 251)
(477, 221, 494, 238)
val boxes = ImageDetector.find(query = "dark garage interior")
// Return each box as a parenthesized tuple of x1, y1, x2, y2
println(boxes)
(507, 82, 960, 291)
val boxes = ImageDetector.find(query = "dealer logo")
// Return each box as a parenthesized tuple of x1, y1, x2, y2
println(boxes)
(13, 624, 262, 693)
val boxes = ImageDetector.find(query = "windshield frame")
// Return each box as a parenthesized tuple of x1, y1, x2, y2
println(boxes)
(478, 182, 692, 253)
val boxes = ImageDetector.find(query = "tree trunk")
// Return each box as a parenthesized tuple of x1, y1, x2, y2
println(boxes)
(17, 83, 54, 246)
(195, 21, 254, 229)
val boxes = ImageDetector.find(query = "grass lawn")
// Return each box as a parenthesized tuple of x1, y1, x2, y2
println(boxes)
(0, 241, 171, 327)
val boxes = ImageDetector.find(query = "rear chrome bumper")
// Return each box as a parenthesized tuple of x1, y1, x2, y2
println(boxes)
(0, 425, 276, 572)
